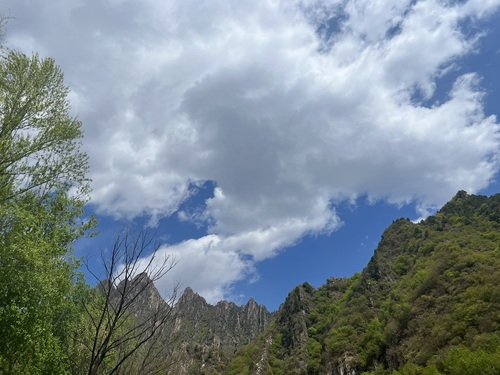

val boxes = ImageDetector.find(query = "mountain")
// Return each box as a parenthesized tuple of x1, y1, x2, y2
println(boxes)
(97, 269, 272, 374)
(140, 285, 273, 374)
(119, 191, 500, 374)
(224, 191, 500, 374)
(172, 287, 271, 350)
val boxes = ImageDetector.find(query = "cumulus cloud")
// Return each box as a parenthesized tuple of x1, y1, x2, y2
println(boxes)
(4, 0, 500, 302)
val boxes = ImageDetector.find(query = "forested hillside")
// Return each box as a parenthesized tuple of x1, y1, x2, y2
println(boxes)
(226, 191, 500, 375)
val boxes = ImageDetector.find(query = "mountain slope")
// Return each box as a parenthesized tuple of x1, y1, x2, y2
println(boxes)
(226, 191, 500, 374)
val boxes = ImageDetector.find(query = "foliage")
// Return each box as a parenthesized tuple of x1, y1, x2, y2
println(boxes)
(0, 50, 90, 203)
(225, 192, 500, 374)
(437, 345, 500, 375)
(226, 344, 259, 375)
(0, 35, 175, 374)
(0, 42, 93, 373)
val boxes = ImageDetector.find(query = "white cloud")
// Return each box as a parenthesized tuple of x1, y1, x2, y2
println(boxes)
(151, 236, 251, 303)
(4, 0, 500, 302)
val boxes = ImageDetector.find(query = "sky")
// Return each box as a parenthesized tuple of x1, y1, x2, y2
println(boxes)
(3, 0, 500, 311)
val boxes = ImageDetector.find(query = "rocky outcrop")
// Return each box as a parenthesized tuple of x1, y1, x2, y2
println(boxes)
(172, 287, 272, 351)
(97, 276, 272, 374)
(276, 282, 314, 352)
(159, 287, 272, 374)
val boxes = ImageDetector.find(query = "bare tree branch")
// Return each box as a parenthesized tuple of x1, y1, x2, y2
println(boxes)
(82, 228, 178, 375)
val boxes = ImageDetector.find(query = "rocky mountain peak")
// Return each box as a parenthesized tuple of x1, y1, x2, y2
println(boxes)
(171, 287, 272, 350)
(181, 286, 195, 296)
(177, 286, 205, 304)
(130, 271, 151, 285)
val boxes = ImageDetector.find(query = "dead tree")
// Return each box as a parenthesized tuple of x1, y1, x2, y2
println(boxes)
(82, 229, 178, 375)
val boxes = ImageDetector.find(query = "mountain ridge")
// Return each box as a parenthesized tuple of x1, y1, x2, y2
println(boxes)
(224, 191, 500, 374)
(120, 191, 500, 374)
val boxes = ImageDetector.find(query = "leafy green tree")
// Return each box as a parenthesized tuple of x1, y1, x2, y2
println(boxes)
(0, 50, 90, 203)
(0, 47, 93, 373)
(439, 346, 500, 375)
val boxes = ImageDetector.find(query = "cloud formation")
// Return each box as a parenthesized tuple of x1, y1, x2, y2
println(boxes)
(5, 0, 500, 302)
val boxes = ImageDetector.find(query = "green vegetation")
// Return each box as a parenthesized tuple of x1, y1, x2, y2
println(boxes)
(227, 191, 500, 374)
(0, 22, 173, 374)
(0, 40, 93, 373)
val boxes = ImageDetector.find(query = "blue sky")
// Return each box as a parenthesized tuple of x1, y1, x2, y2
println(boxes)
(3, 0, 500, 311)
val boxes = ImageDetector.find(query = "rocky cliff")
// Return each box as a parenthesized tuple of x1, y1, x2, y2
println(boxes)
(171, 287, 271, 350)
(126, 284, 272, 374)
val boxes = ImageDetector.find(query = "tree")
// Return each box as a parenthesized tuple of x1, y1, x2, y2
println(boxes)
(0, 46, 93, 372)
(71, 229, 178, 375)
(0, 50, 90, 203)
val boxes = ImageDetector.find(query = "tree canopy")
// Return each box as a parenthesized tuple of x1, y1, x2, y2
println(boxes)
(0, 25, 179, 372)
(0, 34, 93, 372)
(0, 50, 90, 204)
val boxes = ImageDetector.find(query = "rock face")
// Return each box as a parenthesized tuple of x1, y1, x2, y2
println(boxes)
(120, 272, 168, 318)
(171, 287, 272, 349)
(97, 275, 272, 374)
(159, 287, 272, 374)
